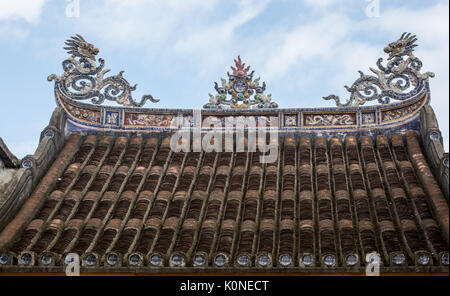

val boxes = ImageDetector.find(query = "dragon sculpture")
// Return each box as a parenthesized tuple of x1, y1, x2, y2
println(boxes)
(63, 34, 99, 60)
(324, 32, 434, 107)
(48, 34, 159, 107)
(204, 55, 278, 109)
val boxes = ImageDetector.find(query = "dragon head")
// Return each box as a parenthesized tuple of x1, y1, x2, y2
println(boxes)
(383, 32, 418, 60)
(64, 34, 99, 60)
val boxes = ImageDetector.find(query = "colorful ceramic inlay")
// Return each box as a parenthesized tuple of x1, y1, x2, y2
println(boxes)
(104, 111, 120, 126)
(381, 97, 424, 122)
(49, 33, 431, 137)
(48, 34, 159, 107)
(63, 99, 101, 124)
(303, 112, 357, 127)
(204, 56, 278, 109)
(124, 113, 176, 128)
(201, 115, 277, 128)
(283, 114, 299, 127)
(324, 32, 434, 107)
(361, 111, 377, 125)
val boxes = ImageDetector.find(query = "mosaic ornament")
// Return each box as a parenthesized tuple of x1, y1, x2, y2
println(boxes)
(304, 113, 356, 127)
(381, 98, 423, 122)
(201, 115, 275, 128)
(324, 32, 434, 107)
(124, 113, 176, 127)
(63, 100, 101, 123)
(283, 114, 298, 127)
(204, 56, 278, 109)
(105, 111, 120, 126)
(361, 112, 376, 125)
(48, 34, 159, 107)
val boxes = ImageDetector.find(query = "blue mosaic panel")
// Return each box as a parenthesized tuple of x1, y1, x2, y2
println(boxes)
(105, 110, 120, 126)
(362, 111, 376, 125)
(283, 113, 299, 128)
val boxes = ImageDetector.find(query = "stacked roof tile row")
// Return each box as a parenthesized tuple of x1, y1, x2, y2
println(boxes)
(0, 131, 448, 271)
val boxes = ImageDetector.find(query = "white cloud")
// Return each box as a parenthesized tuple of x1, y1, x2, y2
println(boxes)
(257, 13, 352, 81)
(173, 0, 270, 73)
(0, 0, 48, 23)
(74, 0, 270, 79)
(77, 0, 222, 48)
(0, 23, 30, 40)
(303, 0, 341, 8)
(174, 1, 269, 53)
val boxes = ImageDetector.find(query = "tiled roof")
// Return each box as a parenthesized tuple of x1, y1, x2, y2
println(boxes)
(0, 138, 20, 168)
(0, 131, 448, 273)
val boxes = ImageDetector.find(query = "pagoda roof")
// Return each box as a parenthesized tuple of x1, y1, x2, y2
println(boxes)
(0, 130, 448, 273)
(0, 33, 448, 275)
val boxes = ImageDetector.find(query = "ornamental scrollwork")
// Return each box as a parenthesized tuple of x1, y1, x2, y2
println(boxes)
(324, 32, 434, 107)
(48, 34, 159, 107)
(204, 56, 278, 109)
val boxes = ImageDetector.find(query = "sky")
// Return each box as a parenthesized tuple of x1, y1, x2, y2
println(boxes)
(0, 0, 448, 158)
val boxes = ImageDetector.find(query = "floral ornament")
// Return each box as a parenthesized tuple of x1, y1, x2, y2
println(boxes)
(48, 34, 159, 107)
(324, 32, 434, 107)
(204, 56, 278, 109)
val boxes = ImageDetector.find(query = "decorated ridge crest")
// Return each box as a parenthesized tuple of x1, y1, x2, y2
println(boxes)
(324, 32, 434, 107)
(48, 34, 159, 107)
(204, 56, 278, 109)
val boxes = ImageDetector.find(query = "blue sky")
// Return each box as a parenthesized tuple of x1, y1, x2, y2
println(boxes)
(0, 0, 448, 158)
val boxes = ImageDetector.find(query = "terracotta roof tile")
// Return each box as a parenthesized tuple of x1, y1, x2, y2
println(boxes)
(0, 132, 448, 273)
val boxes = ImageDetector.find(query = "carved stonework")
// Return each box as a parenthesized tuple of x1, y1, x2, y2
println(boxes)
(204, 56, 278, 109)
(324, 32, 434, 107)
(48, 34, 159, 107)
